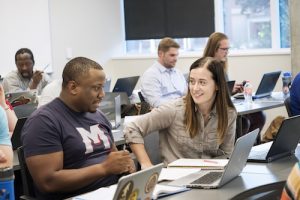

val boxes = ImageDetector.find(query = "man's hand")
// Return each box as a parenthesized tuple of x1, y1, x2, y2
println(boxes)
(102, 150, 135, 175)
(30, 70, 43, 89)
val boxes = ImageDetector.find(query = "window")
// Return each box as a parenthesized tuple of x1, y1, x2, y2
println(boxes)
(125, 0, 290, 54)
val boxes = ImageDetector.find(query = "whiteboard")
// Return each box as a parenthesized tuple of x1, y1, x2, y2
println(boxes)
(0, 0, 52, 76)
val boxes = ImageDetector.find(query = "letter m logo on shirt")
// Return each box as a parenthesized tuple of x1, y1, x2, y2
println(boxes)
(77, 125, 111, 154)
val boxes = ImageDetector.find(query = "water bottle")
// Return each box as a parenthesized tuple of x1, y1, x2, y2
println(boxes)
(243, 81, 253, 105)
(0, 167, 15, 200)
(282, 72, 292, 96)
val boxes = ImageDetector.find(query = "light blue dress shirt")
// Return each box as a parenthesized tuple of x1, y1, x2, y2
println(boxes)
(0, 107, 11, 146)
(141, 61, 187, 107)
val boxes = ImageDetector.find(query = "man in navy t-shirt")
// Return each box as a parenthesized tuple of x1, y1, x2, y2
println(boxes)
(21, 57, 135, 200)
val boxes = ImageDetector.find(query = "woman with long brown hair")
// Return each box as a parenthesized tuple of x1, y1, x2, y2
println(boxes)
(204, 32, 266, 138)
(124, 57, 237, 167)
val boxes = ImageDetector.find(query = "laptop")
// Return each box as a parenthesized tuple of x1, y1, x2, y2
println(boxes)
(112, 76, 139, 97)
(234, 71, 281, 99)
(73, 163, 164, 200)
(11, 118, 27, 150)
(168, 129, 259, 189)
(227, 80, 235, 95)
(248, 115, 300, 163)
(103, 78, 111, 92)
(99, 94, 121, 129)
(5, 90, 38, 107)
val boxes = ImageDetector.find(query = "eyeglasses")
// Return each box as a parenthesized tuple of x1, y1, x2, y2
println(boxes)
(218, 47, 230, 52)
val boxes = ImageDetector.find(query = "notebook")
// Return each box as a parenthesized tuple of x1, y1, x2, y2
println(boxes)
(112, 76, 139, 97)
(168, 159, 229, 170)
(248, 115, 300, 163)
(168, 129, 259, 189)
(73, 163, 165, 200)
(11, 118, 27, 150)
(234, 71, 281, 99)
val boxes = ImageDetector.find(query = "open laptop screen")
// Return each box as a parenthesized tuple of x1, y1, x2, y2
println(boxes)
(112, 76, 139, 97)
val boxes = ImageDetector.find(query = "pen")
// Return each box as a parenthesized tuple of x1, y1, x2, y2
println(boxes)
(43, 63, 50, 71)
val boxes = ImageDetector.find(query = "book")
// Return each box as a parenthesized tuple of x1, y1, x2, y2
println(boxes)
(167, 158, 229, 170)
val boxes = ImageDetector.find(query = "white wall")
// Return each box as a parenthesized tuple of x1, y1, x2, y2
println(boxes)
(0, 0, 52, 76)
(49, 0, 124, 79)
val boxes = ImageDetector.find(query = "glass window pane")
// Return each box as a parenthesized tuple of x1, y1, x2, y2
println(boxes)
(279, 0, 290, 48)
(223, 0, 271, 49)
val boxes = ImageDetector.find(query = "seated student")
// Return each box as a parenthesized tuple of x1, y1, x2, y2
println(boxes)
(0, 84, 17, 137)
(290, 72, 300, 116)
(21, 57, 135, 200)
(2, 48, 50, 95)
(0, 107, 13, 168)
(203, 32, 266, 138)
(281, 162, 300, 200)
(140, 37, 187, 108)
(124, 57, 237, 167)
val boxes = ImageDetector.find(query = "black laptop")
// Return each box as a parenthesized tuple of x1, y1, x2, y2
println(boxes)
(234, 71, 281, 99)
(227, 80, 235, 95)
(112, 76, 139, 97)
(11, 118, 27, 150)
(248, 115, 300, 163)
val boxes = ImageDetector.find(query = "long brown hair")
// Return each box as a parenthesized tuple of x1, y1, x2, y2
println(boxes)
(203, 32, 229, 73)
(184, 57, 235, 142)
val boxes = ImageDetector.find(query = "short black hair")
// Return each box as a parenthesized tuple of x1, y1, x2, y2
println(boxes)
(62, 57, 103, 88)
(15, 48, 35, 65)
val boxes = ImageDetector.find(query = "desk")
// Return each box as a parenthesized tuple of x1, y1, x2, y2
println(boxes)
(160, 145, 300, 200)
(233, 92, 285, 139)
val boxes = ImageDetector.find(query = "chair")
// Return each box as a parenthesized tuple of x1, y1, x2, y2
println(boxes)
(17, 146, 37, 200)
(284, 96, 292, 117)
(138, 91, 146, 102)
(230, 181, 286, 200)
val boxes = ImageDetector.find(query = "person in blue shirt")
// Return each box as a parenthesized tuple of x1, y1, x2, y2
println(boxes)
(290, 72, 300, 116)
(140, 37, 187, 107)
(0, 106, 13, 168)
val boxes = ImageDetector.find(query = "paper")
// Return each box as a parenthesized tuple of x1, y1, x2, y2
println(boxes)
(158, 168, 201, 182)
(124, 115, 142, 125)
(72, 184, 188, 200)
(73, 185, 117, 200)
(152, 184, 189, 199)
(168, 158, 228, 170)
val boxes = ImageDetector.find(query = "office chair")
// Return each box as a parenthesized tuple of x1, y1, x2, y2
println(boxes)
(230, 181, 286, 200)
(284, 96, 292, 117)
(17, 146, 37, 200)
(138, 91, 146, 102)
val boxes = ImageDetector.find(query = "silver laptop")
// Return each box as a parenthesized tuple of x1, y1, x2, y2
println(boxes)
(169, 129, 259, 189)
(248, 115, 300, 163)
(73, 163, 164, 200)
(5, 89, 38, 107)
(110, 95, 121, 129)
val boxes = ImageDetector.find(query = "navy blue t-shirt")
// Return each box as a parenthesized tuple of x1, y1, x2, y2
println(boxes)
(21, 98, 119, 200)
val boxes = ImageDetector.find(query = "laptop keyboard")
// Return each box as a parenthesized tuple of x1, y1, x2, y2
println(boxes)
(190, 172, 223, 185)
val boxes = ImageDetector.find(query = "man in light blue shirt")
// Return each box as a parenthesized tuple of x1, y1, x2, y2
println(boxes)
(141, 37, 187, 107)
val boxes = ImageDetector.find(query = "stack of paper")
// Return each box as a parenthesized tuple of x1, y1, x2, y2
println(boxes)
(168, 158, 229, 170)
